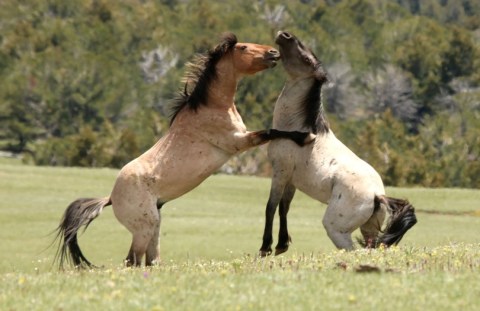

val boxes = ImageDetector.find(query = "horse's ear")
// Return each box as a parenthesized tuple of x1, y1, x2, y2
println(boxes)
(208, 33, 237, 63)
(216, 32, 238, 54)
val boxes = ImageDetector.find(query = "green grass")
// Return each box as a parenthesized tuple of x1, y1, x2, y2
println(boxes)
(1, 158, 479, 310)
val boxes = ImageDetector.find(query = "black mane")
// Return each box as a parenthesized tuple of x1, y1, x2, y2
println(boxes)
(169, 33, 238, 124)
(302, 74, 329, 134)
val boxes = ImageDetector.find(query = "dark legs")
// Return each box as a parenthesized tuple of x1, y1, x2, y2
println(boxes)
(259, 180, 295, 257)
(259, 197, 279, 256)
(275, 184, 296, 255)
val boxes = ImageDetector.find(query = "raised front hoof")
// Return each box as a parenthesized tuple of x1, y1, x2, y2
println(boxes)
(259, 248, 272, 257)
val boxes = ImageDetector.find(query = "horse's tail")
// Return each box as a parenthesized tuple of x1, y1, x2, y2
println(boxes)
(53, 197, 111, 269)
(376, 195, 417, 247)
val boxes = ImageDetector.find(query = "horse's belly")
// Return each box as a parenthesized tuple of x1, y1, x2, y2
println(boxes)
(292, 167, 332, 203)
(268, 141, 332, 203)
(130, 144, 230, 202)
(157, 155, 229, 201)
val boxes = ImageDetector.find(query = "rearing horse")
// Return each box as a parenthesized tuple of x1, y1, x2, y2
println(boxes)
(54, 33, 314, 268)
(259, 31, 417, 256)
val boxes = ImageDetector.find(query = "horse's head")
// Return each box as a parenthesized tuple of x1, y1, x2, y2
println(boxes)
(205, 33, 280, 78)
(275, 31, 327, 82)
(170, 33, 280, 122)
(231, 42, 280, 75)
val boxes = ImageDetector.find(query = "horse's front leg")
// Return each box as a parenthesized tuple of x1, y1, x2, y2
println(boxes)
(275, 183, 296, 256)
(233, 130, 314, 152)
(252, 129, 316, 147)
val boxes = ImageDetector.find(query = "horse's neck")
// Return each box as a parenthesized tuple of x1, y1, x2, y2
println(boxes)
(169, 58, 244, 130)
(272, 77, 315, 131)
(207, 57, 239, 109)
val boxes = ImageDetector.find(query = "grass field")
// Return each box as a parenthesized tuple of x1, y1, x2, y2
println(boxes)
(1, 157, 479, 310)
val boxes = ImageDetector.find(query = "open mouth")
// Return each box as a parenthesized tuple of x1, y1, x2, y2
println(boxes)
(265, 58, 279, 67)
(266, 55, 281, 61)
(264, 54, 281, 67)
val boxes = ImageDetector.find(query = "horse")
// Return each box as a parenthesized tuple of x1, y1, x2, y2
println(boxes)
(54, 33, 315, 268)
(259, 31, 417, 256)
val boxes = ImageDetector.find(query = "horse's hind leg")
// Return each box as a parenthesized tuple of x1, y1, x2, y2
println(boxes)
(260, 196, 281, 257)
(145, 205, 162, 266)
(260, 173, 292, 256)
(322, 206, 354, 250)
(323, 226, 354, 250)
(125, 222, 158, 267)
(360, 200, 386, 248)
(322, 201, 368, 250)
(275, 184, 296, 256)
(112, 183, 159, 267)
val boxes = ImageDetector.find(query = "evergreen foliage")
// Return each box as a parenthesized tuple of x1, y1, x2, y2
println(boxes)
(0, 0, 479, 187)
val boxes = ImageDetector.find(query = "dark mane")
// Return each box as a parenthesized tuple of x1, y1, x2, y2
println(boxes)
(303, 76, 329, 134)
(169, 33, 238, 124)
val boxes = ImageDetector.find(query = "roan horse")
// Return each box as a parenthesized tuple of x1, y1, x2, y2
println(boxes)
(54, 33, 314, 268)
(259, 31, 417, 256)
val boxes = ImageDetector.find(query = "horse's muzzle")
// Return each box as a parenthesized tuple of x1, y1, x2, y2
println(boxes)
(275, 31, 293, 45)
(264, 49, 280, 67)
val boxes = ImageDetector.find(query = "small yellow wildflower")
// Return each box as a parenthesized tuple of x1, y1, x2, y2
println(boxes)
(18, 276, 26, 285)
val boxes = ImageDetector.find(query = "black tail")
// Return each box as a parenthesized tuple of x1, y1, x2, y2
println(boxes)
(377, 196, 417, 247)
(53, 197, 111, 269)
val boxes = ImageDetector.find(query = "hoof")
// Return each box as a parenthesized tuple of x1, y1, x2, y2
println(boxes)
(275, 235, 292, 255)
(274, 247, 289, 256)
(259, 249, 272, 257)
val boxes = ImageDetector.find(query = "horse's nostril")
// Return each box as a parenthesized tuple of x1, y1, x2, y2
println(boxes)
(281, 32, 292, 39)
(269, 49, 280, 56)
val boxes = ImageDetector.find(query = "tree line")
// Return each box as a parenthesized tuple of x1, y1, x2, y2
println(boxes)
(0, 0, 479, 188)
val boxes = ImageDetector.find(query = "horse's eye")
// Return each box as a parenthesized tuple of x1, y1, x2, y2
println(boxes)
(239, 45, 248, 51)
(304, 56, 311, 64)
